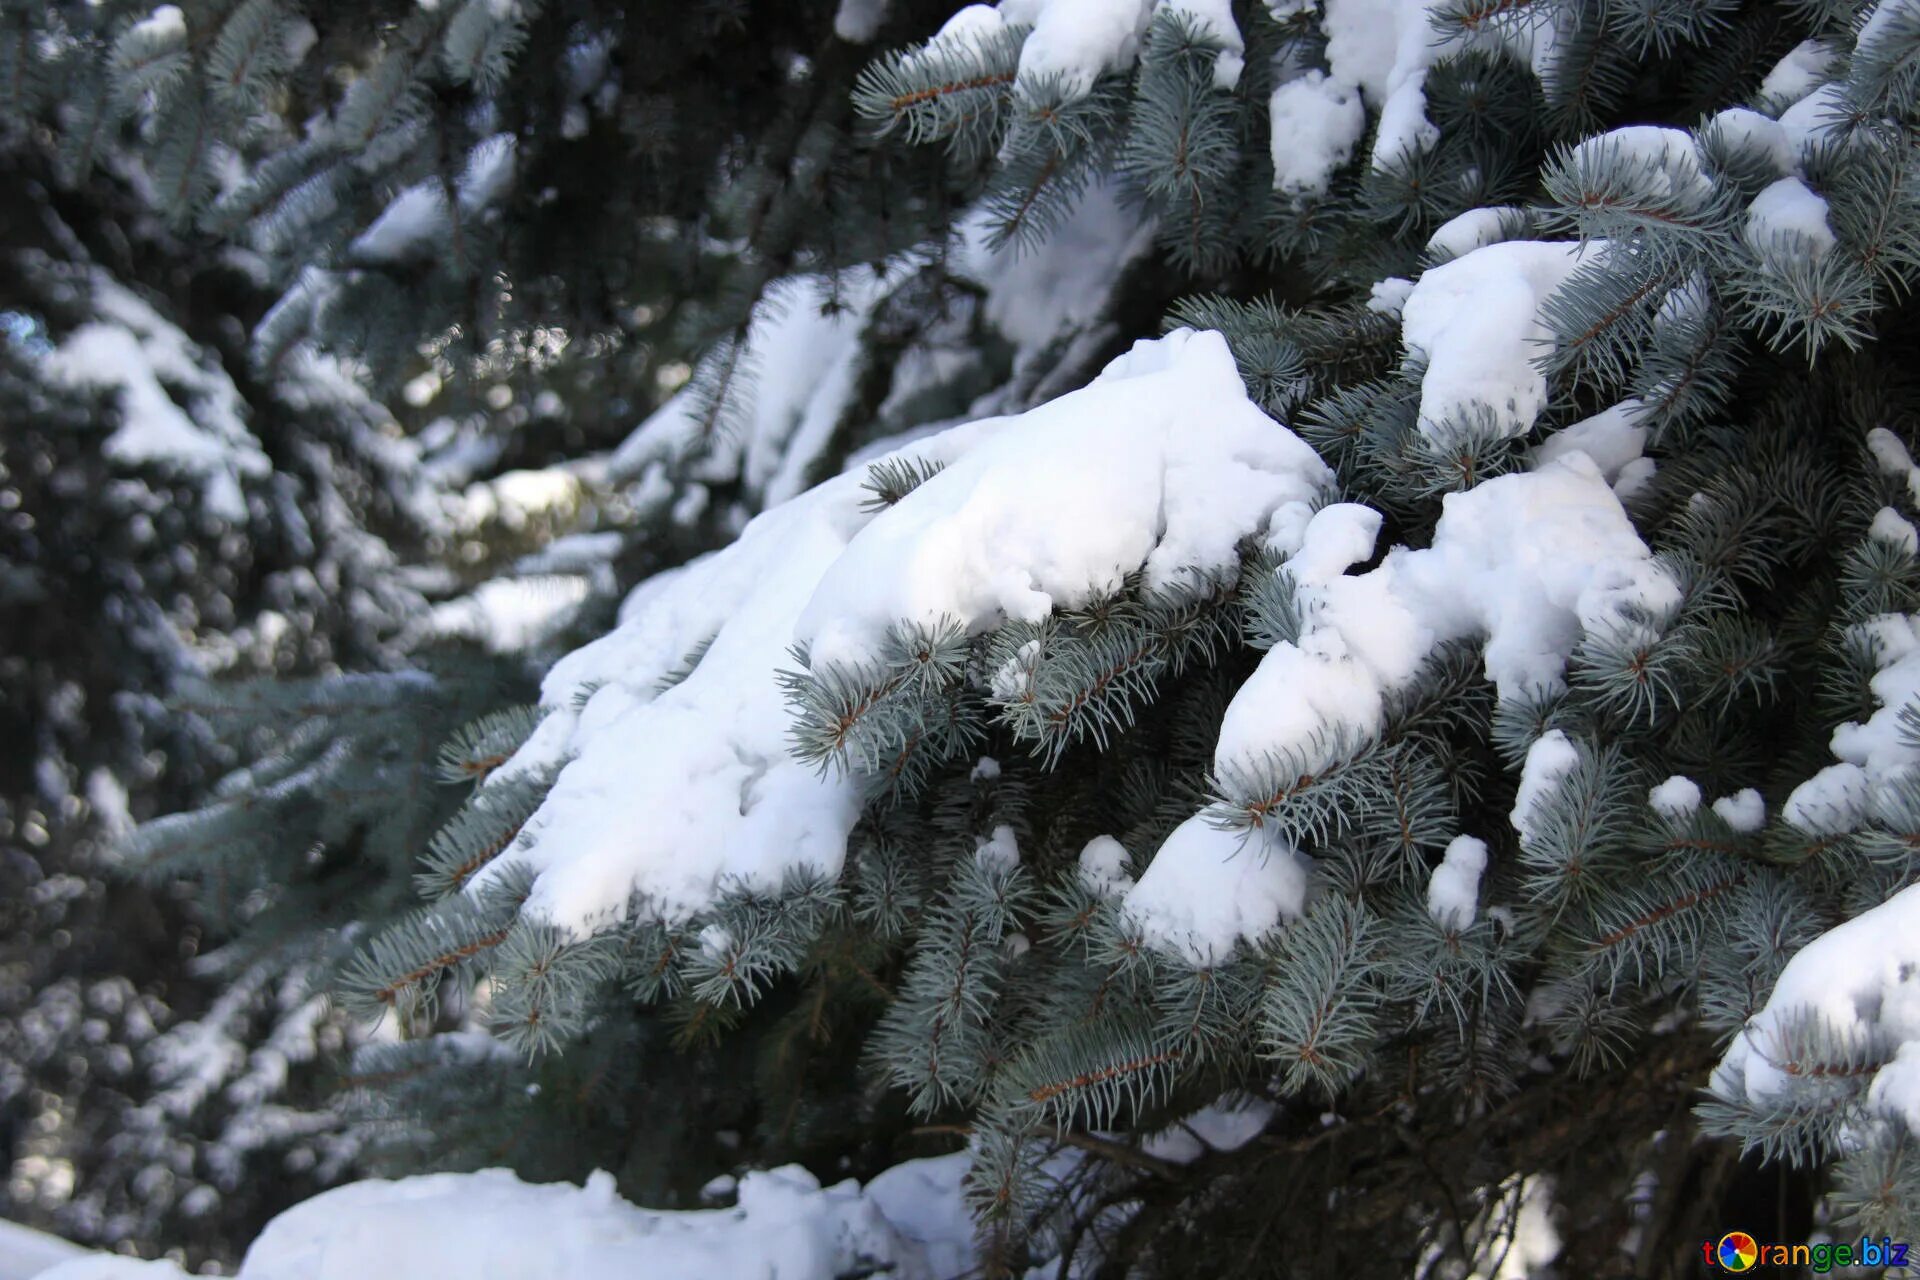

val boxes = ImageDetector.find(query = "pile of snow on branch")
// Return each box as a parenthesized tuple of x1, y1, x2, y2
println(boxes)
(1123, 452, 1679, 961)
(484, 328, 1333, 932)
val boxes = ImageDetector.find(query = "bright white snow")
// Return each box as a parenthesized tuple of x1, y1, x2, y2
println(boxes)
(1130, 457, 1674, 958)
(486, 329, 1333, 932)
(1713, 882, 1920, 1140)
(1785, 612, 1920, 834)
(1122, 817, 1311, 961)
(1744, 177, 1836, 259)
(1268, 70, 1364, 196)
(1426, 834, 1487, 932)
(38, 1161, 983, 1280)
(1648, 775, 1703, 819)
(1757, 40, 1835, 108)
(1398, 240, 1597, 442)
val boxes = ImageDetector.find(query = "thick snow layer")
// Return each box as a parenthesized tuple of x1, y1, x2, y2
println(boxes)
(1783, 762, 1871, 834)
(1859, 0, 1920, 59)
(954, 178, 1155, 352)
(46, 275, 270, 521)
(1008, 0, 1155, 95)
(1570, 126, 1712, 206)
(0, 1218, 85, 1280)
(1784, 612, 1920, 835)
(1320, 0, 1440, 165)
(1427, 834, 1487, 931)
(928, 0, 1155, 98)
(796, 328, 1332, 671)
(1122, 816, 1311, 961)
(1317, 0, 1552, 169)
(1757, 40, 1835, 107)
(490, 330, 1331, 930)
(40, 1161, 981, 1280)
(1398, 240, 1595, 441)
(1268, 71, 1365, 196)
(1712, 882, 1920, 1138)
(1745, 177, 1836, 258)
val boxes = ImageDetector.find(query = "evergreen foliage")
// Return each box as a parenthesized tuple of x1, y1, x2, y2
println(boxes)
(21, 0, 1920, 1275)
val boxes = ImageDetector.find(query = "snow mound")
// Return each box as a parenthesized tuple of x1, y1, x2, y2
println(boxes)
(488, 329, 1333, 932)
(1427, 834, 1487, 931)
(39, 1161, 980, 1280)
(1317, 0, 1557, 169)
(798, 327, 1331, 670)
(1268, 70, 1365, 196)
(1122, 817, 1312, 962)
(1398, 240, 1597, 441)
(1745, 177, 1836, 259)
(920, 0, 1155, 99)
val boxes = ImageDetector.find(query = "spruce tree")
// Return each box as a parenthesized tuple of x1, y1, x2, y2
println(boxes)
(10, 0, 1920, 1276)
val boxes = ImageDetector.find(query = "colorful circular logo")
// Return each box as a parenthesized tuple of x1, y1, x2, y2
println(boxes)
(1718, 1232, 1760, 1271)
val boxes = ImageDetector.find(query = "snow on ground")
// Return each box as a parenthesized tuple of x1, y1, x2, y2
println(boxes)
(36, 1160, 980, 1280)
(0, 1219, 84, 1280)
(27, 1086, 1281, 1280)
(485, 328, 1332, 932)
